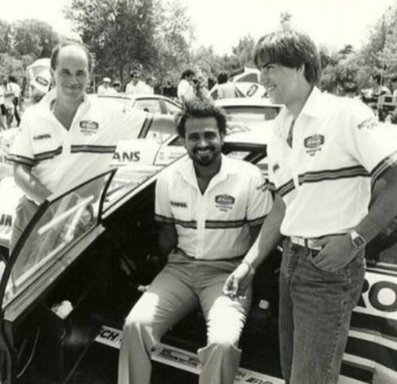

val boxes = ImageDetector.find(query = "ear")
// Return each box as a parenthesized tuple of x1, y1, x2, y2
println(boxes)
(297, 64, 305, 76)
(50, 68, 55, 84)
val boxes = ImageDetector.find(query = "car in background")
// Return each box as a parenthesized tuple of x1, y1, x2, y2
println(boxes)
(95, 93, 183, 115)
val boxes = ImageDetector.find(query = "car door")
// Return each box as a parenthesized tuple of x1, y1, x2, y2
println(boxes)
(0, 170, 116, 384)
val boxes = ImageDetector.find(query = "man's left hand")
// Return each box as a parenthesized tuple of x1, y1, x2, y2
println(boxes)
(311, 234, 361, 272)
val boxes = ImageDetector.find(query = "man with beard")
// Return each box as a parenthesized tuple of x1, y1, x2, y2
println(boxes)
(118, 99, 273, 384)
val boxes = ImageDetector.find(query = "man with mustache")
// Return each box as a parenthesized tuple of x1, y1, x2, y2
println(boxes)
(118, 99, 272, 384)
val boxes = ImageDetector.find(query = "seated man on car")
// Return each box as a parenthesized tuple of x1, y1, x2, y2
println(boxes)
(118, 100, 273, 384)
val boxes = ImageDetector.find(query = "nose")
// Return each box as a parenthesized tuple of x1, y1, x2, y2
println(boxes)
(198, 135, 208, 147)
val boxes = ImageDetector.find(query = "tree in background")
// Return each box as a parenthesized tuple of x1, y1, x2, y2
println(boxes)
(66, 0, 193, 88)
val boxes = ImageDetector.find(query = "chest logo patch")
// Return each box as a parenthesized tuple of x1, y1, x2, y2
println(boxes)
(304, 134, 324, 156)
(36, 76, 49, 87)
(80, 120, 99, 135)
(215, 194, 235, 212)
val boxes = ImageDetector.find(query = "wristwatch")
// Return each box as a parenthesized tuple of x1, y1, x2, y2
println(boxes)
(348, 230, 366, 248)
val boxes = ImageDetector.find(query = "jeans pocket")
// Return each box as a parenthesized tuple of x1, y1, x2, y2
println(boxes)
(308, 250, 346, 276)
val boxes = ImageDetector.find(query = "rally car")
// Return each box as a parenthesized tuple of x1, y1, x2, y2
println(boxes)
(0, 127, 396, 384)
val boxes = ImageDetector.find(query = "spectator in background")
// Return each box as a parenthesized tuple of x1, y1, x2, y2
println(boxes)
(144, 77, 155, 94)
(162, 80, 175, 98)
(0, 79, 5, 131)
(9, 76, 21, 127)
(177, 69, 196, 104)
(217, 71, 237, 99)
(97, 77, 115, 95)
(391, 75, 397, 97)
(362, 73, 391, 119)
(1, 78, 14, 128)
(125, 70, 147, 95)
(112, 80, 121, 93)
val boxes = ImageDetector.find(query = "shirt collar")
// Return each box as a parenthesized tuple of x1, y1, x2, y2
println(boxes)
(298, 86, 328, 118)
(178, 154, 236, 188)
(37, 89, 91, 118)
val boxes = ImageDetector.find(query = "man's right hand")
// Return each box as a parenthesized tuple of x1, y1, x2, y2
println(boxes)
(223, 262, 255, 298)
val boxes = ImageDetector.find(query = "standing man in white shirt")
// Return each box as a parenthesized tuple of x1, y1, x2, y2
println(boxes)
(177, 69, 196, 104)
(125, 70, 148, 95)
(97, 77, 115, 95)
(8, 76, 21, 127)
(118, 99, 273, 384)
(224, 29, 397, 384)
(7, 42, 176, 253)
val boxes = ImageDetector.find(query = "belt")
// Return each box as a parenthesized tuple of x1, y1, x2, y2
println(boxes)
(290, 236, 322, 251)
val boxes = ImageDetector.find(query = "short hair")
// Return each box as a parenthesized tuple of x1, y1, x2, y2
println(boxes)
(51, 41, 93, 72)
(176, 99, 227, 138)
(130, 70, 140, 78)
(391, 75, 397, 83)
(181, 69, 195, 79)
(217, 72, 228, 84)
(8, 75, 17, 83)
(254, 29, 321, 85)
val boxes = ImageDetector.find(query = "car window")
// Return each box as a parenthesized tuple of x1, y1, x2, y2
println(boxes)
(1, 171, 114, 308)
(164, 100, 182, 115)
(223, 106, 280, 121)
(134, 99, 162, 114)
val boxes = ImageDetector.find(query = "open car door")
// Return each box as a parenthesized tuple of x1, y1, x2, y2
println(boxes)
(0, 169, 116, 384)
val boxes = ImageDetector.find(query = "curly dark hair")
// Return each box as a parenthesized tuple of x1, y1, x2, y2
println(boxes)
(176, 99, 227, 138)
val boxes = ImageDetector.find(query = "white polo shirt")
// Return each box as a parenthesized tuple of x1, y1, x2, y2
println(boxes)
(125, 80, 148, 95)
(268, 87, 397, 238)
(155, 155, 272, 260)
(177, 79, 195, 102)
(7, 90, 150, 195)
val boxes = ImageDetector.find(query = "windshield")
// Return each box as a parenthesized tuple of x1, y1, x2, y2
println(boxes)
(1, 171, 114, 308)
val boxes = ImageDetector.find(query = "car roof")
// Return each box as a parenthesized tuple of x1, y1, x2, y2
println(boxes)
(95, 93, 181, 104)
(215, 97, 283, 109)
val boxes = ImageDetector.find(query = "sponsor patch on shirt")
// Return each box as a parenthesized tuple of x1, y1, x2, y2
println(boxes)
(80, 120, 99, 135)
(170, 201, 187, 208)
(36, 76, 49, 87)
(215, 194, 235, 212)
(33, 133, 51, 141)
(357, 117, 377, 130)
(304, 134, 324, 156)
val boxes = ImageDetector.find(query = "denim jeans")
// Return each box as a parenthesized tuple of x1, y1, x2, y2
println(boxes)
(279, 238, 365, 384)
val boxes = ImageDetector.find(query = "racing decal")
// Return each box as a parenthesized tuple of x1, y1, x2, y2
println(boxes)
(357, 117, 378, 130)
(112, 151, 141, 162)
(355, 272, 397, 321)
(298, 166, 369, 185)
(79, 120, 99, 135)
(246, 84, 259, 97)
(0, 214, 12, 227)
(71, 144, 116, 154)
(95, 325, 285, 384)
(35, 75, 49, 87)
(303, 134, 324, 156)
(170, 201, 187, 208)
(215, 194, 235, 212)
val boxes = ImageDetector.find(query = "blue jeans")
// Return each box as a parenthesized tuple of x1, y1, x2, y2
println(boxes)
(279, 238, 365, 384)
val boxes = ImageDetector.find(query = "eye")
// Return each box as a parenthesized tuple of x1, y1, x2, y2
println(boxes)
(187, 133, 200, 141)
(204, 132, 217, 140)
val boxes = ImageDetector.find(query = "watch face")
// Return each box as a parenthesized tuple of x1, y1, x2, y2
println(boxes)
(352, 234, 366, 247)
